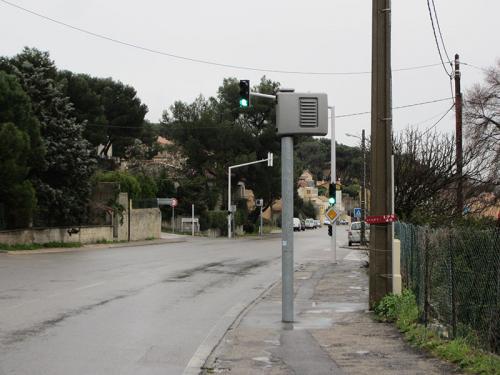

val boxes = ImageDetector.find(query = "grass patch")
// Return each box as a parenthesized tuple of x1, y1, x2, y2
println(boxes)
(374, 290, 500, 375)
(0, 242, 82, 251)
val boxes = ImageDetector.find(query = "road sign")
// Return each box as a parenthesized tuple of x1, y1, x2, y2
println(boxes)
(325, 207, 339, 223)
(354, 207, 361, 218)
(255, 199, 263, 207)
(157, 198, 172, 205)
(365, 214, 398, 224)
(158, 198, 178, 207)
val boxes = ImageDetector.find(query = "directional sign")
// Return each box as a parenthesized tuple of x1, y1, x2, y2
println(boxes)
(325, 207, 339, 223)
(157, 198, 172, 206)
(365, 214, 398, 224)
(158, 198, 178, 207)
(354, 207, 361, 218)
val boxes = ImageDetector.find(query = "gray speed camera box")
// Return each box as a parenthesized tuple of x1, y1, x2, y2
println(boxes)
(276, 92, 328, 136)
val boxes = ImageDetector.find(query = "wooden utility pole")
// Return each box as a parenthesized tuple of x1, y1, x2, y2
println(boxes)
(454, 54, 463, 215)
(370, 0, 393, 308)
(361, 129, 367, 246)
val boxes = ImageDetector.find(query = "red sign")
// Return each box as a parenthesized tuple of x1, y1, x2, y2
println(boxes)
(171, 198, 178, 207)
(365, 214, 398, 224)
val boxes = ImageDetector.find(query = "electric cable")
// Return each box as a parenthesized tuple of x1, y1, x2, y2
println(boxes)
(421, 102, 455, 135)
(0, 0, 445, 76)
(426, 0, 452, 77)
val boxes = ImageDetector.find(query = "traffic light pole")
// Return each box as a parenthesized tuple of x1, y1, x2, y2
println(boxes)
(227, 155, 273, 239)
(329, 106, 337, 264)
(281, 136, 294, 322)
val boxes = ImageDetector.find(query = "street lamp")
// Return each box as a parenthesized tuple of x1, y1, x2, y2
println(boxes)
(346, 130, 367, 246)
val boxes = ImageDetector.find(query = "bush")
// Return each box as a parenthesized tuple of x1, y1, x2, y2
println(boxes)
(243, 223, 255, 233)
(202, 211, 228, 234)
(375, 290, 500, 375)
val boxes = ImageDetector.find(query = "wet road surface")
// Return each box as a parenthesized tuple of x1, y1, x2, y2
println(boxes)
(0, 227, 348, 374)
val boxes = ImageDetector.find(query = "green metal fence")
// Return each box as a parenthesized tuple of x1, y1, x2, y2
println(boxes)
(396, 222, 500, 353)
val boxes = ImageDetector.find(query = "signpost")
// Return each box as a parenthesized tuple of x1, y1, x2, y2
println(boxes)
(256, 199, 264, 236)
(157, 198, 178, 233)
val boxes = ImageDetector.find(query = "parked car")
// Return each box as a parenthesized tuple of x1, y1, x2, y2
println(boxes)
(305, 218, 315, 229)
(314, 219, 321, 228)
(293, 217, 301, 231)
(348, 221, 370, 246)
(323, 219, 330, 225)
(339, 219, 348, 225)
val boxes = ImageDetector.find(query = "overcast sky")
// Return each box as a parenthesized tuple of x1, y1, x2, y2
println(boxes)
(1, 0, 498, 146)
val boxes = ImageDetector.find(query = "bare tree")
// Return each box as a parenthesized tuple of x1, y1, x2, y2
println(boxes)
(463, 60, 500, 212)
(393, 125, 498, 224)
(394, 129, 457, 223)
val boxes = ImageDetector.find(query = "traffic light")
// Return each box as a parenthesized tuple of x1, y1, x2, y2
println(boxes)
(239, 80, 250, 108)
(328, 224, 332, 236)
(328, 182, 336, 206)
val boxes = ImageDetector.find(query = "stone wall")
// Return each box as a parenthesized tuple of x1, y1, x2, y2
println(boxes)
(129, 208, 161, 241)
(0, 192, 161, 246)
(0, 226, 113, 246)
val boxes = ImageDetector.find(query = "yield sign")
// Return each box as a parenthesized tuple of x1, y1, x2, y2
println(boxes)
(325, 207, 339, 223)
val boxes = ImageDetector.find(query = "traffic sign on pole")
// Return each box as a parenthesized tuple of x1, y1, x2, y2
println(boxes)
(354, 207, 361, 218)
(325, 207, 339, 223)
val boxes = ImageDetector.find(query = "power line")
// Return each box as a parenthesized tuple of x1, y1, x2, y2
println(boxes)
(426, 0, 452, 77)
(431, 0, 452, 67)
(421, 103, 455, 135)
(334, 96, 453, 118)
(461, 62, 491, 73)
(1, 0, 443, 76)
(407, 105, 454, 127)
(80, 96, 454, 129)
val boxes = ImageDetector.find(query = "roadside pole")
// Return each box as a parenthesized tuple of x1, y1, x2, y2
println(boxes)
(228, 167, 232, 239)
(172, 205, 175, 234)
(249, 87, 327, 323)
(361, 129, 367, 246)
(259, 204, 263, 237)
(370, 0, 394, 308)
(227, 155, 273, 239)
(281, 136, 294, 322)
(192, 204, 194, 237)
(330, 107, 337, 263)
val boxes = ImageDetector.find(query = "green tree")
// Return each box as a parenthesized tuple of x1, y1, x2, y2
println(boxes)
(0, 124, 36, 228)
(94, 171, 141, 201)
(1, 48, 96, 226)
(59, 72, 148, 157)
(0, 71, 42, 228)
(162, 77, 281, 221)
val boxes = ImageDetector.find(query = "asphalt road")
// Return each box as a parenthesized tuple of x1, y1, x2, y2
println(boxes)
(0, 226, 350, 375)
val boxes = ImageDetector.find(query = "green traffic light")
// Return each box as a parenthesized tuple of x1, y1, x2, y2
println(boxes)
(329, 197, 336, 205)
(239, 98, 249, 108)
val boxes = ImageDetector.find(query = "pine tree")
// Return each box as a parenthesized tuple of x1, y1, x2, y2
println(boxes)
(1, 48, 96, 226)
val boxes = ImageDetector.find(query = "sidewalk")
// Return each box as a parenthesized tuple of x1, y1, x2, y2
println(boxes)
(203, 250, 461, 375)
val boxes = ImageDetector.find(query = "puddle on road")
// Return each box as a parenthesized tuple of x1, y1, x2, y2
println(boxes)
(293, 317, 333, 330)
(309, 302, 368, 312)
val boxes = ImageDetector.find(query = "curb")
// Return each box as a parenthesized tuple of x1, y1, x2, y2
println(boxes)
(183, 279, 280, 375)
(2, 237, 187, 255)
